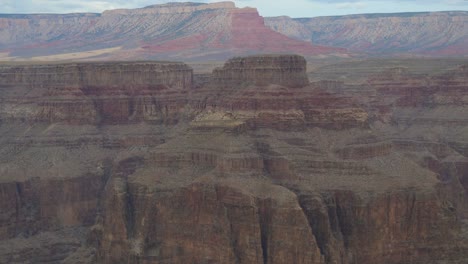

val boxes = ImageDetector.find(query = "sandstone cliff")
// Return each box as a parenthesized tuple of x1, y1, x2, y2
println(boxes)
(0, 55, 468, 263)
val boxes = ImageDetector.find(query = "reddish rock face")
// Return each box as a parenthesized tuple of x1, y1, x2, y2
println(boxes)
(0, 55, 468, 263)
(227, 8, 339, 55)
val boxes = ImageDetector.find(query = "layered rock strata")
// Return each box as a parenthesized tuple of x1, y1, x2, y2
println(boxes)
(0, 62, 192, 124)
(0, 55, 468, 263)
(212, 55, 309, 87)
(0, 62, 192, 88)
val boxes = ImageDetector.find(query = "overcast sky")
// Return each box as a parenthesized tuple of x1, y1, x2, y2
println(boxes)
(2, 0, 467, 17)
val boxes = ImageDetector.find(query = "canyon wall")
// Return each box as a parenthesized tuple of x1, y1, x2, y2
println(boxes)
(0, 55, 468, 263)
(0, 62, 192, 124)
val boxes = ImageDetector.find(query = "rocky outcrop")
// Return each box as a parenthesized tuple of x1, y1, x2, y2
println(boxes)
(212, 55, 309, 87)
(265, 11, 468, 56)
(0, 55, 468, 263)
(193, 55, 368, 130)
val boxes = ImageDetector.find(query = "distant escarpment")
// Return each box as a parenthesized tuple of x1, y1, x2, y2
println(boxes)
(1, 55, 468, 263)
(1, 3, 466, 59)
(265, 11, 468, 56)
(0, 2, 342, 61)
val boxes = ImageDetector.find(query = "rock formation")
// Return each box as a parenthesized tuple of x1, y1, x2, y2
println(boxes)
(0, 55, 468, 263)
(212, 55, 309, 87)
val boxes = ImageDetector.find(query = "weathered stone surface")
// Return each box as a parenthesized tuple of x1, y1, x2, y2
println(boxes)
(0, 55, 467, 263)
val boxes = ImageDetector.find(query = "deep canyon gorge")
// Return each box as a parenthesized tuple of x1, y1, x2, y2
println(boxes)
(0, 54, 467, 263)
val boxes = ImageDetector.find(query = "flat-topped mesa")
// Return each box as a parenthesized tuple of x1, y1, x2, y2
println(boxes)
(104, 2, 236, 15)
(212, 54, 309, 88)
(0, 62, 192, 90)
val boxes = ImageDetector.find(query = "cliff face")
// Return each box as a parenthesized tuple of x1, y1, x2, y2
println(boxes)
(265, 11, 468, 56)
(0, 2, 342, 61)
(1, 55, 468, 263)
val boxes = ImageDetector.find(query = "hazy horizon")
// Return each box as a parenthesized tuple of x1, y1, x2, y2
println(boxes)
(2, 0, 467, 18)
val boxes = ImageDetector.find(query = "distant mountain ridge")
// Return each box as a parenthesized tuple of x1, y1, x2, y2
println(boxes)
(265, 11, 468, 56)
(0, 2, 343, 61)
(0, 2, 466, 61)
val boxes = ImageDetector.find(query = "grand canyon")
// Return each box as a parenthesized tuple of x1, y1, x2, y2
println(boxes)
(0, 1, 468, 264)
